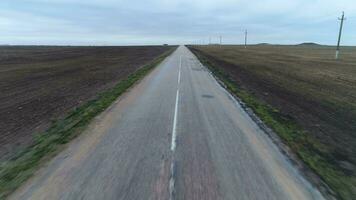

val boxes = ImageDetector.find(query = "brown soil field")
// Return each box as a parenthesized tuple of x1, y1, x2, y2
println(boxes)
(189, 44, 356, 199)
(0, 45, 174, 161)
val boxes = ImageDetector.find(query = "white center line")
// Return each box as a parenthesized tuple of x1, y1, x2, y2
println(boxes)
(169, 161, 176, 200)
(171, 55, 181, 151)
(169, 55, 182, 200)
(177, 56, 181, 85)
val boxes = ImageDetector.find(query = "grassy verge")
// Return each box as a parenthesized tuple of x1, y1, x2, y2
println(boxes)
(189, 47, 356, 200)
(0, 48, 175, 199)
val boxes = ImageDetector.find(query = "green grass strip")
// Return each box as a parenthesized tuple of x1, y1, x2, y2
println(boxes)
(0, 48, 176, 199)
(190, 47, 356, 200)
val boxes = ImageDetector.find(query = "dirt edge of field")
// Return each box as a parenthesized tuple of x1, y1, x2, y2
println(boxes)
(0, 48, 177, 199)
(188, 46, 338, 200)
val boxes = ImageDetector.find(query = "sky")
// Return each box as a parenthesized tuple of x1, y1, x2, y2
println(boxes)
(1, 0, 356, 45)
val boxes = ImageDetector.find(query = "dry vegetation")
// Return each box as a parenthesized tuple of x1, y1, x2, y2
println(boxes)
(189, 44, 356, 199)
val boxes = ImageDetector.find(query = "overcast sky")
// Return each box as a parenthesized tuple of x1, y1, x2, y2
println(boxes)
(1, 0, 355, 45)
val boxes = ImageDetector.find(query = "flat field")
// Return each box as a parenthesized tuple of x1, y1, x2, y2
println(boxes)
(0, 46, 173, 160)
(189, 44, 356, 199)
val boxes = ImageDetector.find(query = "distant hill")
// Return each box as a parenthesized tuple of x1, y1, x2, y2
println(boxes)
(257, 43, 271, 45)
(298, 42, 321, 46)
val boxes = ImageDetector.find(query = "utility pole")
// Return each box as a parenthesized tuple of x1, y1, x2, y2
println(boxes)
(209, 37, 211, 45)
(219, 35, 222, 45)
(244, 30, 248, 48)
(336, 11, 346, 59)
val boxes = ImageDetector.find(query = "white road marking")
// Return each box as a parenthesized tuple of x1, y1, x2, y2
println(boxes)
(169, 162, 176, 200)
(169, 55, 182, 200)
(178, 56, 181, 85)
(171, 56, 181, 151)
(171, 89, 179, 152)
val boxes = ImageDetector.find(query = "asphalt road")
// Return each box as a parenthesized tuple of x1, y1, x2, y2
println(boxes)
(10, 46, 324, 200)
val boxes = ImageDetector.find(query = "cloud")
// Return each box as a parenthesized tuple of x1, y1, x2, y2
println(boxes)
(1, 0, 355, 45)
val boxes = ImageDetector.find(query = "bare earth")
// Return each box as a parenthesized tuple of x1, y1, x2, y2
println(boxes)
(0, 46, 173, 160)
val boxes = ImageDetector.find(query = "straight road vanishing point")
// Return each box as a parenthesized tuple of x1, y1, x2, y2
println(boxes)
(10, 46, 325, 200)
